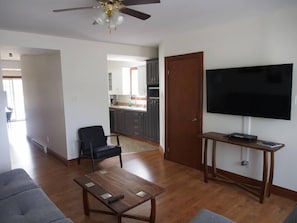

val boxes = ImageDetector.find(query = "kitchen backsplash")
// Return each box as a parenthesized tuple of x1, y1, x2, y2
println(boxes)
(110, 94, 147, 107)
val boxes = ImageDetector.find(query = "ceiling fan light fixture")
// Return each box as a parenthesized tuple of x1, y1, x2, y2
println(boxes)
(95, 8, 108, 24)
(110, 10, 124, 26)
(53, 0, 159, 32)
(95, 7, 124, 32)
(107, 11, 124, 32)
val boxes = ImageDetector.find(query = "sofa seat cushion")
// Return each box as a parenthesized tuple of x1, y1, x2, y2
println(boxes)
(0, 188, 71, 223)
(189, 209, 235, 223)
(51, 219, 73, 223)
(284, 205, 297, 223)
(0, 168, 38, 200)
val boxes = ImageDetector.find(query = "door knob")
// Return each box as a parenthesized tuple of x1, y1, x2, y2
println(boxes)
(192, 118, 198, 122)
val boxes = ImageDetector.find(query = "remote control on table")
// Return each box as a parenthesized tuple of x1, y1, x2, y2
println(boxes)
(262, 141, 276, 146)
(107, 194, 124, 204)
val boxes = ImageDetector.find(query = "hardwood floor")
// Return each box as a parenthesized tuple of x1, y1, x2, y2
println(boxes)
(110, 134, 159, 153)
(9, 122, 296, 223)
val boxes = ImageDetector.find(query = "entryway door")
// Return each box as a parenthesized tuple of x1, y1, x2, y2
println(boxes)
(165, 52, 203, 170)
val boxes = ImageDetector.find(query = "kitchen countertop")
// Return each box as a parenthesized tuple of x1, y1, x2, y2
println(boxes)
(109, 105, 147, 112)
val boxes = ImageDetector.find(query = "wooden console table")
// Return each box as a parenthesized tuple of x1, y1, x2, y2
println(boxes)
(202, 132, 284, 203)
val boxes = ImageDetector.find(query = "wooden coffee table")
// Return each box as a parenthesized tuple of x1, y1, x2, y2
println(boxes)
(74, 166, 165, 223)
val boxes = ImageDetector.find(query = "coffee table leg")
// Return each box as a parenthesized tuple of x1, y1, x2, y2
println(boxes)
(82, 189, 90, 216)
(203, 138, 209, 183)
(149, 198, 156, 223)
(117, 215, 122, 223)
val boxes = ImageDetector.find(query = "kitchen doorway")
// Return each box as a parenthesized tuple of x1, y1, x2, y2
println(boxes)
(165, 52, 204, 170)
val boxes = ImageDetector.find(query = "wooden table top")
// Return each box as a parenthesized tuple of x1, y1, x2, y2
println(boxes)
(74, 166, 165, 214)
(202, 132, 284, 152)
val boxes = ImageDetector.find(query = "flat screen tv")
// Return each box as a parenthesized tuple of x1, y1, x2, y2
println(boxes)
(206, 63, 293, 120)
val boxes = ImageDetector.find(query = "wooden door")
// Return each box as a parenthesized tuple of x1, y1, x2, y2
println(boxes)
(165, 52, 203, 169)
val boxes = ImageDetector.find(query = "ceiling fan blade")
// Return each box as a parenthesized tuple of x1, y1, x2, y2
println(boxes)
(53, 6, 97, 12)
(120, 7, 150, 20)
(122, 0, 160, 6)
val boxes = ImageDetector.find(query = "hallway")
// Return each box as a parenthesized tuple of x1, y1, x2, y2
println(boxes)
(8, 121, 35, 170)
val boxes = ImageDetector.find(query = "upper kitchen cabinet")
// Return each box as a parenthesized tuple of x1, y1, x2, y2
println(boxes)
(107, 60, 147, 96)
(146, 58, 159, 86)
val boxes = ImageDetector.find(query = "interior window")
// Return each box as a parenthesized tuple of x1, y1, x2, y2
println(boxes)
(122, 67, 130, 95)
(2, 77, 26, 121)
(130, 67, 138, 95)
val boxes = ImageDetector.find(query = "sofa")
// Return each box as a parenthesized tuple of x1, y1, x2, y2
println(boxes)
(190, 206, 297, 223)
(284, 204, 297, 223)
(189, 209, 235, 223)
(0, 168, 72, 223)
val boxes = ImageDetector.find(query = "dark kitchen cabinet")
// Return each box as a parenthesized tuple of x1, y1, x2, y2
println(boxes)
(114, 109, 126, 133)
(110, 106, 159, 143)
(111, 108, 145, 139)
(146, 99, 159, 143)
(146, 58, 159, 86)
(130, 111, 145, 138)
(109, 108, 115, 133)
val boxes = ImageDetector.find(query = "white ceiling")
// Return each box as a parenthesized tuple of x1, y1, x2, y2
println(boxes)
(0, 0, 296, 58)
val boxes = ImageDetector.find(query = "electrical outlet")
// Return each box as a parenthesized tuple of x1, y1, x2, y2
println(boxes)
(240, 160, 249, 166)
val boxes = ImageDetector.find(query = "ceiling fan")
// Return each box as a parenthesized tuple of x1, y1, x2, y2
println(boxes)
(53, 0, 160, 31)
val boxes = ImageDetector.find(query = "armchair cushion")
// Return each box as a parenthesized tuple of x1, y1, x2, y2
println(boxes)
(84, 145, 121, 159)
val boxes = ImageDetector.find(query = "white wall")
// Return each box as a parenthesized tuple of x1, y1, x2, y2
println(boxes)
(159, 7, 297, 191)
(21, 53, 67, 158)
(0, 59, 11, 172)
(0, 87, 11, 172)
(0, 29, 157, 161)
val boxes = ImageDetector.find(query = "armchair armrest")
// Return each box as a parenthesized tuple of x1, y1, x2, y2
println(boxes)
(106, 134, 120, 146)
(78, 139, 95, 156)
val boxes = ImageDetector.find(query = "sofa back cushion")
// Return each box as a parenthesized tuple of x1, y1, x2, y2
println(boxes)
(0, 169, 38, 200)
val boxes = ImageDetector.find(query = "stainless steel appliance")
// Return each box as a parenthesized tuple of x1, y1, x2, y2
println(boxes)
(147, 86, 159, 99)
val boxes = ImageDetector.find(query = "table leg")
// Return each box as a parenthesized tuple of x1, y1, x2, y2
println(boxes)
(150, 198, 156, 223)
(260, 151, 268, 203)
(212, 141, 217, 177)
(82, 189, 90, 216)
(267, 152, 274, 197)
(203, 138, 208, 183)
(117, 215, 122, 223)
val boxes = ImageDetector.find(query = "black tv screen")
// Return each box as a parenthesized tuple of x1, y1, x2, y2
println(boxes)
(206, 64, 293, 120)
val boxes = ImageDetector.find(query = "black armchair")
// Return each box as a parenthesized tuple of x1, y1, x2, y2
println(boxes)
(78, 125, 123, 171)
